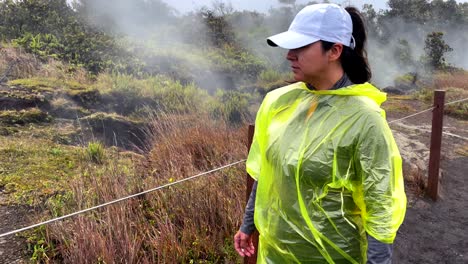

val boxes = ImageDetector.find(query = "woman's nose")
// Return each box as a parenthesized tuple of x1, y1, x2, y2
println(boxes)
(286, 50, 297, 61)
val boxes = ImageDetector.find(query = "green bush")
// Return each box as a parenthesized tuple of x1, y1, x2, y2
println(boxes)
(95, 73, 211, 115)
(211, 90, 251, 124)
(13, 33, 63, 60)
(86, 141, 105, 164)
(205, 44, 266, 80)
(257, 68, 292, 85)
(0, 0, 132, 73)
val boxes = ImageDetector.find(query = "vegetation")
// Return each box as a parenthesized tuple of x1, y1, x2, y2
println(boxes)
(425, 71, 468, 119)
(423, 32, 453, 70)
(21, 115, 247, 263)
(0, 0, 467, 262)
(0, 108, 51, 125)
(86, 141, 105, 164)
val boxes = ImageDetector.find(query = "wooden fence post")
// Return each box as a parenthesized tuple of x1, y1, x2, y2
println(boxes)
(427, 90, 445, 201)
(245, 124, 258, 264)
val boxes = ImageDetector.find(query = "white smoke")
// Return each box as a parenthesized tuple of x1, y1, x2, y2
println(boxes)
(367, 17, 468, 87)
(76, 0, 467, 89)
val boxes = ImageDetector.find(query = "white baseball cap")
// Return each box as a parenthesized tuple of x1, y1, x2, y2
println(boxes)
(267, 3, 355, 49)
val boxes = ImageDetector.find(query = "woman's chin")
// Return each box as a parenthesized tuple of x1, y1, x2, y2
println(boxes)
(292, 74, 304, 83)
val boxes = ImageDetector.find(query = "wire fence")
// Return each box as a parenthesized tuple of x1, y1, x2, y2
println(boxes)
(0, 96, 467, 239)
(388, 107, 435, 124)
(0, 160, 246, 238)
(389, 97, 468, 124)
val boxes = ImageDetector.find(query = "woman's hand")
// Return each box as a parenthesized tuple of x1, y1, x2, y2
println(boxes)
(234, 230, 255, 257)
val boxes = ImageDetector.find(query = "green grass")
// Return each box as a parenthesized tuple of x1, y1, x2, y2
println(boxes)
(0, 136, 82, 205)
(8, 77, 86, 92)
(257, 68, 291, 86)
(0, 108, 52, 125)
(0, 132, 136, 206)
(94, 73, 218, 115)
(455, 143, 468, 156)
(86, 141, 105, 164)
(7, 77, 102, 110)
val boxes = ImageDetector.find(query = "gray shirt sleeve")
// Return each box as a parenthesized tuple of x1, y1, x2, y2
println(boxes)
(366, 234, 393, 264)
(240, 180, 257, 234)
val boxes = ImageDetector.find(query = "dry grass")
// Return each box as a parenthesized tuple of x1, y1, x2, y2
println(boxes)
(382, 99, 415, 113)
(433, 71, 468, 90)
(412, 71, 468, 119)
(37, 58, 91, 85)
(0, 45, 41, 79)
(40, 114, 248, 263)
(455, 143, 468, 157)
(433, 72, 468, 118)
(0, 44, 91, 85)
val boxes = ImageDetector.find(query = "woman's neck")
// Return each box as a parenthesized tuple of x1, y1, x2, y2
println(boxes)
(307, 66, 344, 90)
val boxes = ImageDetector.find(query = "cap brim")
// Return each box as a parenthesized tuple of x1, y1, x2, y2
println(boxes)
(267, 31, 319, 49)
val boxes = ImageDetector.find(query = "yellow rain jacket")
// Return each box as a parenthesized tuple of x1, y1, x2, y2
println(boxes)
(246, 82, 406, 264)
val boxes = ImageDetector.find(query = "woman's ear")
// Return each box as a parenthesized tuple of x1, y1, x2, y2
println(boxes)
(328, 43, 343, 62)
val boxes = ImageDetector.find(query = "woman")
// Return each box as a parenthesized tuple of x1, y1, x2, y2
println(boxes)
(234, 4, 406, 264)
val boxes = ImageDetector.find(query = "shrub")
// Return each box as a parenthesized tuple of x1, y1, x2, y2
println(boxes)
(211, 90, 251, 125)
(0, 44, 92, 83)
(0, 44, 41, 80)
(38, 114, 247, 263)
(13, 33, 63, 60)
(258, 68, 284, 84)
(95, 73, 212, 115)
(0, 0, 126, 73)
(205, 44, 266, 81)
(86, 141, 105, 164)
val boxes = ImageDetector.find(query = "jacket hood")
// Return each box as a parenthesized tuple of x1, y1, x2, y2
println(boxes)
(302, 82, 387, 106)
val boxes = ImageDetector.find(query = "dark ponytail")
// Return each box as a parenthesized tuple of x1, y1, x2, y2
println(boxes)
(321, 6, 371, 84)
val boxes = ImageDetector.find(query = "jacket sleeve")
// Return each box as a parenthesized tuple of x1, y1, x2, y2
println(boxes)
(246, 94, 270, 181)
(353, 112, 407, 244)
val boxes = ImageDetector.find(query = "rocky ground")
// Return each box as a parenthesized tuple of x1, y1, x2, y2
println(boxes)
(388, 110, 468, 264)
(394, 156, 468, 264)
(0, 206, 31, 264)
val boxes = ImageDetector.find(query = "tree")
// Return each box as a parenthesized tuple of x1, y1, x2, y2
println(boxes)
(423, 32, 453, 70)
(198, 7, 237, 48)
(394, 39, 414, 68)
(278, 0, 296, 5)
(386, 0, 430, 23)
(431, 0, 463, 25)
(210, 0, 234, 16)
(362, 4, 379, 37)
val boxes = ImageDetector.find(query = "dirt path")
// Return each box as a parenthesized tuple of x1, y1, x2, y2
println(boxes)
(389, 105, 468, 264)
(0, 205, 30, 264)
(394, 155, 468, 263)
